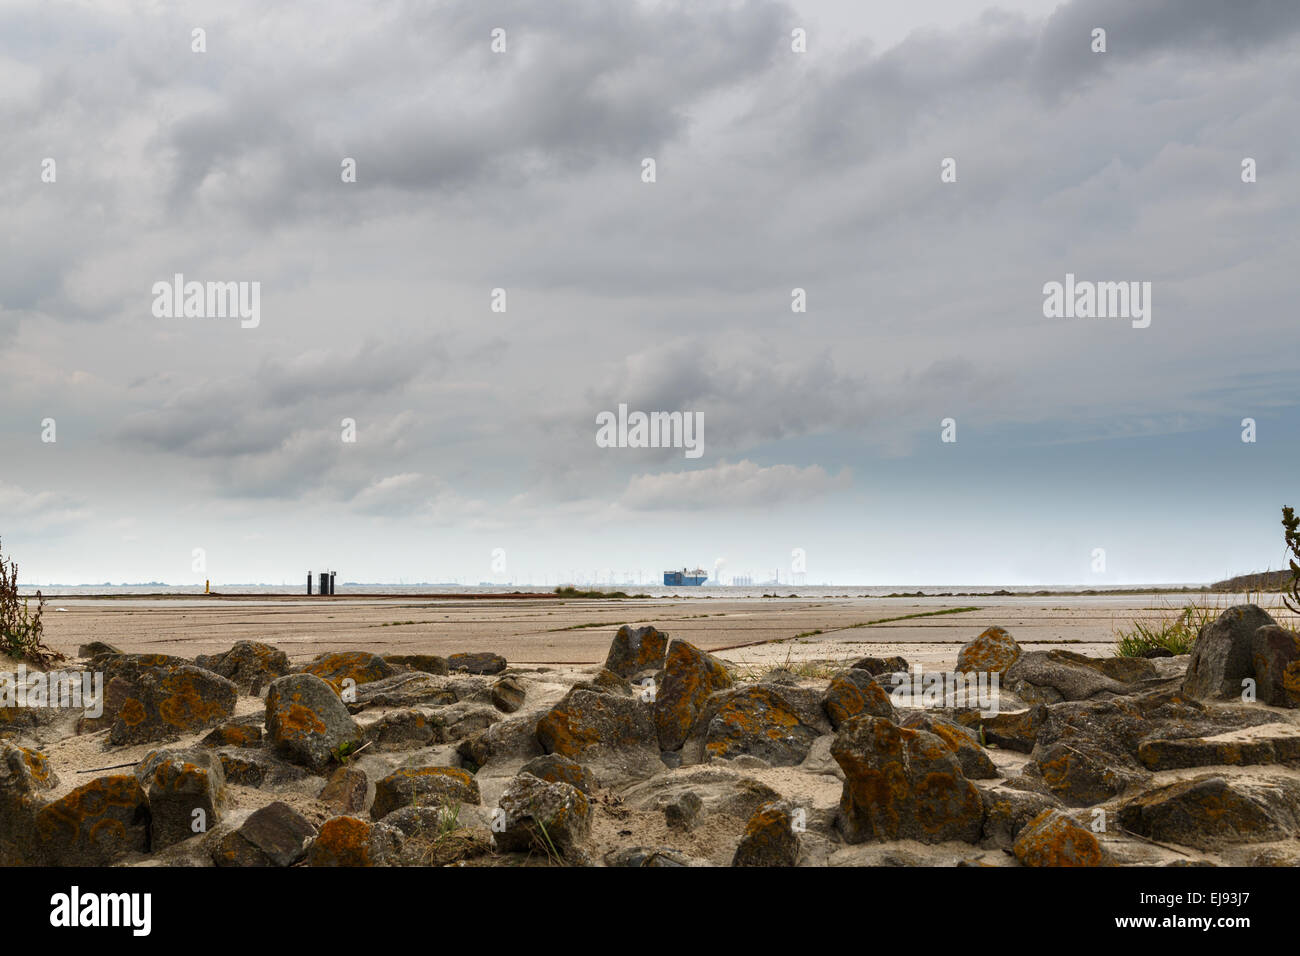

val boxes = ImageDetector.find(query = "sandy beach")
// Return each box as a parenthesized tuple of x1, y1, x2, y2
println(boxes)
(35, 590, 1287, 670)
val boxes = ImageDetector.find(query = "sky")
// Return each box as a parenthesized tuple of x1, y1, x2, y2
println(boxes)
(2, 0, 1299, 587)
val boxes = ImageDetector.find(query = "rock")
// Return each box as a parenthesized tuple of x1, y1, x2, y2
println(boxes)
(201, 718, 264, 748)
(444, 704, 501, 741)
(1030, 741, 1145, 806)
(376, 805, 451, 838)
(572, 668, 632, 697)
(701, 684, 831, 766)
(300, 651, 395, 690)
(448, 652, 507, 675)
(981, 788, 1063, 850)
(603, 625, 669, 678)
(1138, 731, 1300, 771)
(732, 800, 800, 866)
(265, 673, 362, 773)
(213, 801, 316, 867)
(624, 766, 782, 821)
(824, 669, 895, 729)
(606, 846, 703, 867)
(78, 641, 122, 658)
(195, 641, 290, 694)
(956, 626, 1021, 675)
(0, 742, 58, 863)
(1013, 809, 1111, 866)
(343, 672, 458, 713)
(33, 775, 150, 865)
(536, 688, 660, 783)
(490, 676, 526, 713)
(831, 716, 984, 845)
(215, 748, 309, 787)
(663, 790, 703, 830)
(307, 817, 402, 866)
(1005, 650, 1136, 702)
(319, 765, 368, 814)
(519, 754, 598, 796)
(108, 665, 238, 746)
(397, 825, 495, 866)
(898, 712, 998, 779)
(456, 713, 543, 770)
(850, 655, 909, 677)
(1117, 775, 1300, 850)
(1251, 625, 1300, 707)
(654, 641, 733, 751)
(370, 766, 481, 820)
(495, 773, 590, 858)
(144, 749, 227, 849)
(384, 654, 449, 675)
(1182, 605, 1277, 701)
(75, 675, 137, 735)
(361, 709, 446, 751)
(949, 705, 1046, 754)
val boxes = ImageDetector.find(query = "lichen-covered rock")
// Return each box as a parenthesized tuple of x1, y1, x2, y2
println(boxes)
(361, 709, 446, 751)
(956, 626, 1021, 675)
(108, 665, 238, 746)
(213, 801, 316, 867)
(519, 753, 598, 795)
(1138, 731, 1300, 771)
(949, 705, 1046, 754)
(490, 676, 526, 713)
(495, 773, 590, 858)
(824, 669, 895, 729)
(319, 765, 368, 814)
(831, 715, 984, 845)
(307, 816, 402, 866)
(572, 667, 632, 697)
(604, 625, 669, 678)
(1182, 605, 1277, 701)
(654, 641, 733, 751)
(732, 800, 800, 866)
(195, 641, 290, 694)
(0, 742, 58, 863)
(33, 775, 150, 865)
(265, 673, 361, 773)
(536, 688, 660, 782)
(370, 766, 481, 820)
(78, 640, 123, 658)
(1251, 625, 1300, 708)
(606, 846, 705, 867)
(1029, 741, 1145, 806)
(145, 748, 227, 849)
(701, 684, 831, 766)
(201, 718, 263, 749)
(299, 651, 395, 690)
(899, 712, 997, 779)
(1117, 775, 1300, 850)
(1013, 809, 1111, 866)
(384, 654, 449, 675)
(981, 787, 1063, 850)
(448, 652, 507, 675)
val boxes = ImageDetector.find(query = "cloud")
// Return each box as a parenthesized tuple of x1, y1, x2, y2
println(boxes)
(620, 459, 851, 511)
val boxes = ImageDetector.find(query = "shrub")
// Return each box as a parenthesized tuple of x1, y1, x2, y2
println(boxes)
(0, 536, 62, 667)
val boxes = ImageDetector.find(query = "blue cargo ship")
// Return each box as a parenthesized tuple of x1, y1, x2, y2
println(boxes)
(664, 567, 708, 586)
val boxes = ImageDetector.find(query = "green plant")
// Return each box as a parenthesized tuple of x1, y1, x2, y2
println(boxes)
(1113, 605, 1209, 657)
(0, 537, 61, 667)
(1283, 506, 1300, 614)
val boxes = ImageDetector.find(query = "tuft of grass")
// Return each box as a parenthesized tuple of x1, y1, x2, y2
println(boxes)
(553, 586, 648, 599)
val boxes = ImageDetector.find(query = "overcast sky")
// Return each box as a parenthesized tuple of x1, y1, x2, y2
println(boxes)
(3, 0, 1299, 587)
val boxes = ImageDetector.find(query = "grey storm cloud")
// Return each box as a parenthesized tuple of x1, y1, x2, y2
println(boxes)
(1, 0, 1298, 585)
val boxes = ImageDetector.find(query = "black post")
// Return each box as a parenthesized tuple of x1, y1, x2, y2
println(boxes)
(319, 572, 328, 596)
(307, 573, 312, 595)
(329, 572, 336, 595)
